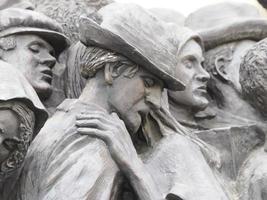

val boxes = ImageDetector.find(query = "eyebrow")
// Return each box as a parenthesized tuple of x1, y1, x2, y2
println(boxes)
(182, 54, 204, 62)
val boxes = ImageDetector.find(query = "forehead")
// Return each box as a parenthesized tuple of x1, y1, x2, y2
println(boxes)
(179, 40, 202, 58)
(15, 34, 54, 51)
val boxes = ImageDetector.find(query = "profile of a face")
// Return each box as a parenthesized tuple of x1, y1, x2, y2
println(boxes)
(1, 34, 56, 100)
(107, 67, 163, 134)
(0, 109, 20, 164)
(168, 40, 210, 110)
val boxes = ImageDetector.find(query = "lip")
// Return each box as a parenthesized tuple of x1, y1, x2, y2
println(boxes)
(41, 69, 53, 83)
(196, 85, 207, 93)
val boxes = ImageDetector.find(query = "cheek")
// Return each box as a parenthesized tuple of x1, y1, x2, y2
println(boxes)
(110, 79, 145, 113)
(121, 80, 145, 110)
(176, 67, 194, 85)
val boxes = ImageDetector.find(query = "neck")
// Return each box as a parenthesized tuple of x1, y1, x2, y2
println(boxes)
(168, 97, 198, 127)
(78, 74, 110, 112)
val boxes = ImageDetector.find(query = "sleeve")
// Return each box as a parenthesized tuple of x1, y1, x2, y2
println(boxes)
(16, 113, 120, 200)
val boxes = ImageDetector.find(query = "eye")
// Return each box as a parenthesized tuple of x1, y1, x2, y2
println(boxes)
(143, 77, 155, 88)
(49, 49, 56, 57)
(0, 128, 5, 135)
(183, 60, 194, 69)
(3, 138, 18, 151)
(29, 44, 40, 53)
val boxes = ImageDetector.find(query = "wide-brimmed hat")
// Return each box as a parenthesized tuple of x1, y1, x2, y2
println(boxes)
(0, 61, 48, 136)
(0, 8, 70, 57)
(79, 3, 185, 91)
(185, 2, 267, 50)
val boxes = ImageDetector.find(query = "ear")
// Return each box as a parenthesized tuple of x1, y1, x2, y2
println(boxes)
(214, 55, 230, 82)
(104, 63, 113, 85)
(103, 63, 125, 85)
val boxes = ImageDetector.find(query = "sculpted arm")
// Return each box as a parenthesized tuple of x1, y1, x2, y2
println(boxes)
(76, 111, 169, 200)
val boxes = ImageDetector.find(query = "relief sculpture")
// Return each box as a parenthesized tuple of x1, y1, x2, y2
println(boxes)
(0, 1, 266, 200)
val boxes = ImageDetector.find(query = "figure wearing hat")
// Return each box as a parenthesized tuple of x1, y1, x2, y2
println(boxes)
(17, 3, 230, 200)
(0, 62, 48, 199)
(185, 2, 267, 129)
(182, 2, 267, 198)
(0, 8, 69, 102)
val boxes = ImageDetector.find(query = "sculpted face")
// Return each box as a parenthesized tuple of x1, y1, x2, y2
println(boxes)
(0, 109, 20, 164)
(2, 34, 56, 100)
(108, 67, 163, 134)
(168, 40, 210, 110)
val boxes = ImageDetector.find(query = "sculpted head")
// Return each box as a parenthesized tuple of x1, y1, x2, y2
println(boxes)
(0, 101, 35, 180)
(0, 8, 69, 100)
(239, 39, 267, 119)
(202, 40, 256, 108)
(0, 35, 56, 100)
(80, 46, 164, 134)
(168, 38, 210, 111)
(77, 4, 185, 134)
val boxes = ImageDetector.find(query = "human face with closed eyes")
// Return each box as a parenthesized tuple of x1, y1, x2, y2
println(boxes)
(168, 39, 210, 110)
(2, 34, 56, 100)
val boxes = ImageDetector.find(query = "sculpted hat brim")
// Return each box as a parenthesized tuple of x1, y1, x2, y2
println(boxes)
(0, 27, 69, 57)
(79, 3, 185, 91)
(185, 2, 267, 50)
(198, 19, 267, 50)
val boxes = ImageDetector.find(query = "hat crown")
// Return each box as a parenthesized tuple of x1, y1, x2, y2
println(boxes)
(80, 3, 185, 90)
(186, 2, 261, 31)
(0, 8, 63, 33)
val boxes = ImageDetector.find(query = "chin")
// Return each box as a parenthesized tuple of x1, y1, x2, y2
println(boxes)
(192, 97, 209, 111)
(34, 83, 53, 100)
(124, 113, 142, 135)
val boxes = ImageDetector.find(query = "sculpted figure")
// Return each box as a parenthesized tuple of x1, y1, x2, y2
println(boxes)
(0, 8, 69, 113)
(167, 28, 210, 130)
(235, 38, 267, 200)
(179, 2, 267, 185)
(185, 2, 267, 129)
(17, 3, 230, 200)
(0, 62, 47, 199)
(17, 3, 183, 200)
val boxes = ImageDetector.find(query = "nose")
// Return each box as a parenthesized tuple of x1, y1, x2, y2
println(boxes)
(145, 86, 162, 110)
(40, 53, 56, 69)
(196, 64, 210, 83)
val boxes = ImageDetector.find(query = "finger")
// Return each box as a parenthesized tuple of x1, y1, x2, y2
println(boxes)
(77, 127, 111, 144)
(76, 119, 109, 130)
(77, 113, 114, 124)
(80, 110, 107, 116)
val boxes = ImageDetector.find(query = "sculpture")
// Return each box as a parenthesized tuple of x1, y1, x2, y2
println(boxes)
(0, 8, 69, 115)
(0, 1, 265, 200)
(181, 2, 267, 184)
(235, 38, 267, 200)
(0, 62, 47, 199)
(17, 3, 190, 200)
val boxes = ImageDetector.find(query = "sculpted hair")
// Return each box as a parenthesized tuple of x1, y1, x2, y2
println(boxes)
(240, 39, 267, 118)
(0, 36, 16, 51)
(0, 101, 35, 180)
(80, 46, 139, 83)
(65, 44, 139, 98)
(203, 43, 236, 108)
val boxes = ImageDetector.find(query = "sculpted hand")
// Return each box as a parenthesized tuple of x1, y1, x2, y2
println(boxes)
(76, 111, 140, 169)
(76, 111, 165, 200)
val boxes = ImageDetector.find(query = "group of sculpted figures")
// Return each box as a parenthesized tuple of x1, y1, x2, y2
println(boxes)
(0, 1, 266, 200)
